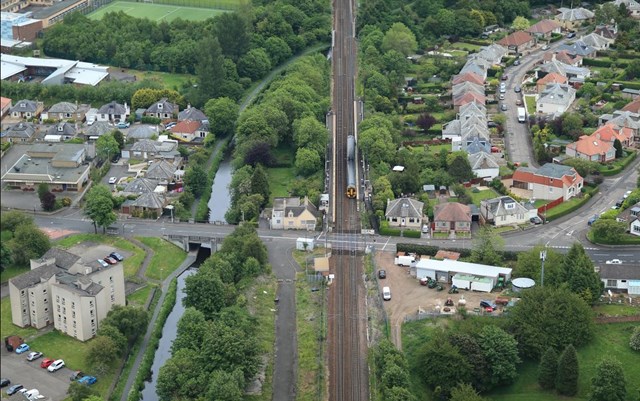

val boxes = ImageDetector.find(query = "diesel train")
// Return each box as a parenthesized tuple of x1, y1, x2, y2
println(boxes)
(346, 135, 356, 198)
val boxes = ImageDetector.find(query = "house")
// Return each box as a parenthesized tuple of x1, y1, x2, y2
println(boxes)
(178, 105, 207, 122)
(415, 259, 512, 292)
(270, 196, 319, 230)
(120, 192, 166, 218)
(527, 19, 562, 38)
(144, 98, 179, 120)
(594, 24, 618, 40)
(452, 81, 485, 98)
(433, 202, 471, 235)
(451, 72, 484, 86)
(9, 99, 42, 119)
(536, 72, 568, 92)
(45, 122, 76, 141)
(579, 32, 613, 50)
(44, 101, 77, 121)
(1, 121, 36, 143)
(8, 247, 126, 341)
(622, 98, 640, 113)
(84, 121, 112, 140)
(631, 218, 640, 237)
(96, 101, 129, 123)
(612, 0, 640, 19)
(127, 125, 157, 140)
(538, 60, 590, 80)
(459, 60, 488, 80)
(599, 110, 640, 141)
(126, 139, 179, 160)
(145, 159, 179, 182)
(453, 92, 486, 111)
(536, 83, 576, 115)
(555, 7, 595, 29)
(512, 163, 584, 201)
(474, 44, 507, 65)
(566, 135, 615, 162)
(497, 31, 535, 54)
(480, 196, 530, 227)
(1, 96, 12, 118)
(463, 135, 492, 154)
(591, 123, 634, 147)
(170, 119, 208, 142)
(120, 177, 160, 196)
(384, 197, 425, 230)
(556, 40, 597, 57)
(543, 50, 583, 66)
(1, 143, 92, 191)
(599, 265, 640, 294)
(468, 151, 499, 179)
(459, 101, 486, 119)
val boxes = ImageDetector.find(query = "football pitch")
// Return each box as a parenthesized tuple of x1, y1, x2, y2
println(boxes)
(88, 1, 226, 21)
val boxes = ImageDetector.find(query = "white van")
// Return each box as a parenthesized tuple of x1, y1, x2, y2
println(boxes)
(382, 287, 391, 301)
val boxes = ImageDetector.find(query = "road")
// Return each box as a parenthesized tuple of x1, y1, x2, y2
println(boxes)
(502, 35, 573, 166)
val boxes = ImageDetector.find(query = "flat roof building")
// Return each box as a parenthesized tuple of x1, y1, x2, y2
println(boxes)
(1, 53, 109, 86)
(415, 259, 512, 293)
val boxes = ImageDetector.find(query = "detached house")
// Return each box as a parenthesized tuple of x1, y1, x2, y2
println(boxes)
(579, 32, 613, 50)
(599, 110, 640, 142)
(144, 98, 179, 120)
(536, 83, 576, 115)
(170, 119, 208, 142)
(536, 72, 568, 92)
(270, 197, 319, 230)
(385, 197, 426, 230)
(591, 123, 634, 147)
(9, 99, 43, 119)
(527, 19, 562, 38)
(45, 122, 76, 141)
(543, 50, 583, 67)
(555, 7, 595, 29)
(96, 101, 130, 123)
(44, 102, 77, 121)
(512, 163, 583, 201)
(1, 122, 36, 143)
(612, 0, 640, 19)
(468, 151, 499, 179)
(566, 135, 615, 162)
(599, 265, 640, 295)
(497, 31, 535, 54)
(480, 196, 530, 227)
(433, 202, 472, 235)
(178, 105, 207, 122)
(556, 40, 596, 57)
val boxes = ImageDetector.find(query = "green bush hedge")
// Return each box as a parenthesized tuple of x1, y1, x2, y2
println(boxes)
(600, 151, 637, 176)
(395, 243, 520, 261)
(616, 81, 640, 90)
(379, 221, 421, 238)
(141, 116, 162, 125)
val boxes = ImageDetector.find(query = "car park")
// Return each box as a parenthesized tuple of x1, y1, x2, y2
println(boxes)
(77, 376, 97, 386)
(378, 270, 386, 279)
(480, 300, 497, 311)
(40, 359, 54, 369)
(0, 378, 10, 387)
(103, 257, 117, 265)
(97, 259, 109, 268)
(7, 384, 23, 395)
(26, 352, 43, 361)
(108, 177, 118, 184)
(606, 259, 622, 265)
(15, 344, 29, 354)
(110, 252, 124, 261)
(47, 360, 64, 372)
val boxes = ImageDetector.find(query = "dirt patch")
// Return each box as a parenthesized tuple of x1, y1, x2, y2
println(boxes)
(374, 252, 508, 349)
(40, 227, 79, 240)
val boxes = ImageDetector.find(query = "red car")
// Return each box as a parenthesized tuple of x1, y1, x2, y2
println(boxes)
(103, 257, 117, 265)
(40, 359, 54, 369)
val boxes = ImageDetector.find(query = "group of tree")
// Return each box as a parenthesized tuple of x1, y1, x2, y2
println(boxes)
(595, 2, 640, 52)
(0, 211, 50, 268)
(156, 225, 268, 401)
(373, 340, 415, 401)
(417, 324, 520, 398)
(37, 183, 57, 212)
(84, 184, 117, 234)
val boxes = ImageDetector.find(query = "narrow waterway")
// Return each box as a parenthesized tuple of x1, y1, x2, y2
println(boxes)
(140, 268, 196, 401)
(207, 155, 232, 223)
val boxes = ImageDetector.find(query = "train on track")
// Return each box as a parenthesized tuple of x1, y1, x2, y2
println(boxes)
(346, 135, 356, 198)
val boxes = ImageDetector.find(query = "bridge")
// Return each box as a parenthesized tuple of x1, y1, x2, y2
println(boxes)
(164, 233, 224, 252)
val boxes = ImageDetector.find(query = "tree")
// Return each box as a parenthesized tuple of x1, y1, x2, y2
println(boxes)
(195, 37, 225, 106)
(562, 157, 600, 178)
(448, 333, 491, 391)
(184, 265, 228, 319)
(86, 335, 118, 370)
(577, 82, 599, 99)
(172, 307, 208, 353)
(515, 246, 563, 286)
(625, 59, 640, 80)
(97, 324, 127, 352)
(183, 164, 208, 197)
(538, 347, 559, 390)
(450, 383, 486, 401)
(292, 116, 328, 155)
(67, 382, 98, 401)
(591, 219, 626, 243)
(561, 243, 603, 303)
(95, 133, 119, 161)
(237, 48, 272, 81)
(556, 345, 579, 396)
(214, 12, 249, 61)
(264, 36, 292, 66)
(41, 191, 57, 212)
(418, 334, 473, 397)
(295, 148, 322, 176)
(511, 16, 530, 30)
(470, 226, 504, 266)
(157, 348, 208, 401)
(595, 3, 620, 24)
(0, 242, 12, 271)
(358, 125, 395, 165)
(112, 130, 125, 150)
(101, 305, 149, 345)
(630, 326, 640, 351)
(9, 225, 50, 266)
(479, 325, 520, 386)
(204, 97, 239, 138)
(381, 22, 417, 56)
(613, 138, 623, 158)
(416, 113, 437, 131)
(0, 210, 33, 232)
(205, 369, 244, 401)
(447, 151, 475, 182)
(37, 183, 49, 201)
(250, 164, 270, 208)
(84, 185, 116, 234)
(590, 358, 626, 401)
(562, 113, 584, 140)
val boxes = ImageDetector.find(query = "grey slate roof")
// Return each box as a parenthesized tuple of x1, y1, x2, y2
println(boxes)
(122, 177, 159, 194)
(132, 192, 165, 209)
(145, 98, 177, 114)
(536, 163, 577, 179)
(146, 160, 177, 180)
(459, 101, 487, 118)
(599, 265, 640, 280)
(481, 196, 529, 219)
(131, 139, 158, 152)
(178, 106, 207, 122)
(10, 100, 38, 113)
(10, 265, 61, 290)
(556, 7, 594, 21)
(127, 125, 156, 140)
(468, 151, 499, 169)
(98, 101, 127, 115)
(385, 197, 424, 219)
(85, 121, 112, 137)
(452, 81, 485, 97)
(557, 40, 596, 56)
(48, 102, 77, 114)
(46, 123, 76, 137)
(539, 83, 575, 106)
(273, 197, 319, 217)
(40, 248, 80, 270)
(4, 122, 36, 138)
(580, 33, 611, 49)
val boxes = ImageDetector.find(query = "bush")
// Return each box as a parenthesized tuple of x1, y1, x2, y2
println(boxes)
(379, 221, 421, 237)
(631, 326, 640, 351)
(141, 116, 162, 125)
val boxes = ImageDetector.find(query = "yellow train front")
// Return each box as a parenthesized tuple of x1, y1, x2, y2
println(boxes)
(346, 135, 356, 198)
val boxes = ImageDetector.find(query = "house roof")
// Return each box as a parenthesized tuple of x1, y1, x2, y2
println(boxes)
(593, 123, 632, 143)
(132, 192, 165, 209)
(454, 92, 486, 106)
(527, 19, 561, 34)
(606, 111, 640, 131)
(4, 122, 36, 138)
(85, 121, 112, 137)
(556, 7, 595, 21)
(39, 248, 80, 270)
(146, 160, 177, 180)
(538, 83, 575, 106)
(97, 101, 127, 115)
(146, 98, 177, 114)
(273, 196, 319, 218)
(48, 102, 77, 114)
(475, 44, 507, 64)
(537, 72, 567, 87)
(465, 136, 491, 154)
(385, 197, 424, 219)
(599, 264, 640, 280)
(178, 106, 207, 122)
(539, 59, 589, 77)
(131, 139, 158, 152)
(127, 125, 156, 139)
(568, 134, 614, 156)
(452, 81, 485, 97)
(468, 151, 499, 170)
(460, 61, 487, 79)
(10, 264, 60, 290)
(622, 98, 640, 114)
(122, 177, 159, 194)
(46, 123, 75, 137)
(557, 40, 596, 56)
(513, 163, 582, 188)
(481, 196, 529, 219)
(580, 32, 612, 49)
(10, 99, 38, 113)
(594, 25, 617, 40)
(497, 31, 534, 47)
(452, 72, 485, 86)
(1, 96, 11, 110)
(172, 119, 201, 135)
(459, 101, 486, 117)
(434, 202, 471, 222)
(544, 50, 582, 66)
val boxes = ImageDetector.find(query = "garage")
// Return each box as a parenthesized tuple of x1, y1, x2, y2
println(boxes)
(416, 259, 512, 293)
(629, 280, 640, 295)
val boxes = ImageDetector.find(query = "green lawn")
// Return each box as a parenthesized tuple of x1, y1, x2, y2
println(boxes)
(592, 303, 640, 317)
(1, 298, 38, 340)
(126, 285, 154, 308)
(127, 69, 192, 90)
(266, 167, 296, 202)
(469, 188, 499, 206)
(136, 237, 187, 281)
(544, 196, 584, 220)
(524, 95, 536, 115)
(449, 42, 482, 51)
(56, 234, 145, 278)
(88, 0, 225, 21)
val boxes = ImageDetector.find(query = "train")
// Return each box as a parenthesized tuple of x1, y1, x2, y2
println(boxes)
(346, 135, 356, 198)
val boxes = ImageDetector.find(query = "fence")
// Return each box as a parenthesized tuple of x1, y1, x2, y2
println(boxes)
(538, 196, 564, 214)
(134, 0, 243, 10)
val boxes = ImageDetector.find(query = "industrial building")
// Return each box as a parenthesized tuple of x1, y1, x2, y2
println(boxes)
(415, 259, 512, 293)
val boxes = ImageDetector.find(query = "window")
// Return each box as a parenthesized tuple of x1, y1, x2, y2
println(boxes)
(57, 305, 60, 312)
(21, 290, 25, 296)
(62, 298, 65, 305)
(72, 311, 76, 318)
(90, 310, 94, 317)
(44, 298, 47, 303)
(31, 301, 34, 307)
(56, 295, 60, 303)
(606, 280, 617, 287)
(89, 301, 93, 307)
(621, 280, 627, 283)
(63, 316, 67, 323)
(111, 294, 115, 302)
(73, 321, 76, 328)
(110, 276, 113, 283)
(43, 288, 47, 294)
(91, 319, 95, 327)
(72, 302, 75, 309)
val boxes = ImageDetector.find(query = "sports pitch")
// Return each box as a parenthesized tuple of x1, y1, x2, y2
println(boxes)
(88, 1, 226, 21)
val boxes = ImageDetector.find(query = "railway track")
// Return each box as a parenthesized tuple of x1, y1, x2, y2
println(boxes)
(327, 0, 368, 399)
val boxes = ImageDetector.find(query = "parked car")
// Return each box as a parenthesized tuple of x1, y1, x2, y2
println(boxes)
(116, 122, 130, 129)
(97, 259, 109, 268)
(26, 351, 43, 361)
(516, 99, 523, 106)
(513, 59, 521, 66)
(378, 270, 386, 279)
(499, 94, 505, 100)
(566, 32, 576, 38)
(500, 87, 506, 93)
(103, 257, 117, 265)
(15, 344, 29, 354)
(108, 177, 118, 184)
(77, 376, 97, 386)
(7, 384, 23, 395)
(624, 190, 632, 198)
(501, 74, 508, 81)
(48, 360, 65, 372)
(40, 359, 54, 369)
(70, 371, 84, 381)
(541, 44, 550, 50)
(0, 378, 10, 387)
(110, 252, 124, 261)
(514, 85, 521, 93)
(164, 122, 177, 129)
(606, 259, 622, 265)
(530, 216, 543, 225)
(480, 300, 497, 311)
(501, 104, 508, 111)
(382, 286, 391, 301)
(111, 154, 121, 163)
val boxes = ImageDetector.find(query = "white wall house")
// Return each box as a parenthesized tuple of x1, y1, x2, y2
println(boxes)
(599, 265, 640, 295)
(536, 83, 576, 115)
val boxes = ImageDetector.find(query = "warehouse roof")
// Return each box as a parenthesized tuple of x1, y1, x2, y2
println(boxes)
(415, 259, 512, 278)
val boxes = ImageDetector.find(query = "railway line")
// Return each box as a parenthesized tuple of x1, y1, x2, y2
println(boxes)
(327, 0, 368, 399)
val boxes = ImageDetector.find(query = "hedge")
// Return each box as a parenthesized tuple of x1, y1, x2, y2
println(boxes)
(588, 231, 640, 245)
(395, 243, 520, 261)
(583, 58, 613, 67)
(544, 186, 598, 222)
(600, 151, 637, 176)
(379, 221, 421, 238)
(615, 81, 640, 90)
(127, 279, 175, 401)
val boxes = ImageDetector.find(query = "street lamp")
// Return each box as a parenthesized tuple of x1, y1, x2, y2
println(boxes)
(540, 249, 547, 287)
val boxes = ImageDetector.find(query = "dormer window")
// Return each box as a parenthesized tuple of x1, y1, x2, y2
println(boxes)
(58, 125, 64, 132)
(157, 103, 163, 109)
(20, 103, 26, 107)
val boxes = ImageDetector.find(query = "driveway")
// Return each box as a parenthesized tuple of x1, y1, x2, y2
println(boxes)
(0, 348, 71, 401)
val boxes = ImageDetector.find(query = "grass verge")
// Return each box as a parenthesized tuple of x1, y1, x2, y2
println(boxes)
(136, 237, 187, 281)
(592, 303, 640, 317)
(126, 285, 153, 308)
(524, 95, 536, 115)
(1, 297, 38, 339)
(266, 167, 296, 201)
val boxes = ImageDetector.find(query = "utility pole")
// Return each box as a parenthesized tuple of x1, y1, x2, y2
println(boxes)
(540, 248, 547, 287)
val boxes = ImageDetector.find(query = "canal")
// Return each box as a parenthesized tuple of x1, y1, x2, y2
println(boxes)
(207, 155, 232, 223)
